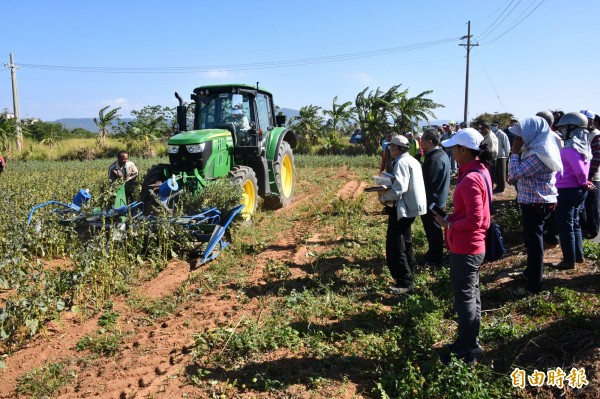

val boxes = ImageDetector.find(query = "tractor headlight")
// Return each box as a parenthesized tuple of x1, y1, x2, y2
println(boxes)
(167, 145, 179, 154)
(186, 143, 205, 153)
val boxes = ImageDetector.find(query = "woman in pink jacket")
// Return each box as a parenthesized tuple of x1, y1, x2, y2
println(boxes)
(434, 128, 493, 364)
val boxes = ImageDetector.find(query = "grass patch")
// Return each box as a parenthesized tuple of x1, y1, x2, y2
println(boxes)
(16, 361, 77, 397)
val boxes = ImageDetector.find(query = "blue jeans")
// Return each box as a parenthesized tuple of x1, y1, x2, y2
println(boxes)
(556, 187, 587, 264)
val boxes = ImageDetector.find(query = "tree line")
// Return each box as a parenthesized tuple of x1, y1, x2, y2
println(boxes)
(1, 84, 447, 156)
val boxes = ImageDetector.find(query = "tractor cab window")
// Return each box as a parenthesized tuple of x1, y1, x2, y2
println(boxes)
(195, 93, 252, 130)
(255, 93, 273, 131)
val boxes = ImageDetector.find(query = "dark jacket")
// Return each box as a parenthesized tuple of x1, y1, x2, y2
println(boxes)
(422, 147, 450, 207)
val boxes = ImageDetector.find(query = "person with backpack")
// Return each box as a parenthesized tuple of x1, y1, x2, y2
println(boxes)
(0, 156, 5, 175)
(434, 128, 493, 364)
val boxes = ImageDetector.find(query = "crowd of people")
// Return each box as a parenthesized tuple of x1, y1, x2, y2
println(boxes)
(377, 109, 600, 364)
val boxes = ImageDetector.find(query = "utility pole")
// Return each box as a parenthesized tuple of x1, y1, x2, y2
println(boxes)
(5, 53, 23, 152)
(459, 21, 478, 125)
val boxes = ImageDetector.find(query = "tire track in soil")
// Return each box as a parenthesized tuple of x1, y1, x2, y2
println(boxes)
(0, 170, 358, 399)
(336, 180, 367, 201)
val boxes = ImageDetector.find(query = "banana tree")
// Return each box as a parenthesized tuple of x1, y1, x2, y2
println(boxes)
(391, 89, 443, 133)
(323, 96, 353, 142)
(94, 106, 121, 147)
(288, 105, 325, 145)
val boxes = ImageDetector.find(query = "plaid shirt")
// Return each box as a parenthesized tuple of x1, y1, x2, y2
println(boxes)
(509, 154, 557, 203)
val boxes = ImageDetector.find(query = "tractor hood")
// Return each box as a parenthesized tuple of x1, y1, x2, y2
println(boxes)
(168, 129, 232, 145)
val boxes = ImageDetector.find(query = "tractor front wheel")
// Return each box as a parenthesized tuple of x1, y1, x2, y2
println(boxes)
(141, 164, 172, 215)
(229, 166, 258, 218)
(266, 141, 296, 208)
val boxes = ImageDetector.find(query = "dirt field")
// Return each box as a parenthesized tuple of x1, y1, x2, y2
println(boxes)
(1, 168, 598, 399)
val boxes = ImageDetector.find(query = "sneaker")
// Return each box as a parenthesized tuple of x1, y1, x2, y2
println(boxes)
(546, 261, 575, 270)
(445, 342, 483, 355)
(508, 271, 528, 281)
(388, 285, 412, 295)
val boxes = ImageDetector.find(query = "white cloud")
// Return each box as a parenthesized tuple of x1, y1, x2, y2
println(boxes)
(201, 70, 233, 80)
(346, 72, 375, 85)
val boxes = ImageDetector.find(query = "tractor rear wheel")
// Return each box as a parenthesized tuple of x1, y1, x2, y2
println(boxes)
(229, 166, 258, 218)
(141, 163, 172, 215)
(266, 141, 296, 208)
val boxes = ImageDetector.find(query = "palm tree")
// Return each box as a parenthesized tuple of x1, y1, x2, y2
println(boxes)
(94, 106, 121, 147)
(323, 96, 353, 141)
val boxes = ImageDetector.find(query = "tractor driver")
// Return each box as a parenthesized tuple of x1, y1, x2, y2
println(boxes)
(229, 108, 250, 132)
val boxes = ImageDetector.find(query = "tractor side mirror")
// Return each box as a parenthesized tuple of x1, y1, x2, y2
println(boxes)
(276, 114, 287, 127)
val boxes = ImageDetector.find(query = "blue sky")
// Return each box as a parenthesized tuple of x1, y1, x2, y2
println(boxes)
(1, 0, 596, 124)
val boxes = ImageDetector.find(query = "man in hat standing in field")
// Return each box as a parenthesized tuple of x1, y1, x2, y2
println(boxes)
(380, 135, 427, 294)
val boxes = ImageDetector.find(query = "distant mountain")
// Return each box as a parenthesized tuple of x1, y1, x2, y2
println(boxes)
(55, 118, 99, 132)
(419, 119, 454, 128)
(279, 108, 299, 119)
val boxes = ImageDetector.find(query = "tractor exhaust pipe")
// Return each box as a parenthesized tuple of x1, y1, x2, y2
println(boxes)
(174, 92, 187, 132)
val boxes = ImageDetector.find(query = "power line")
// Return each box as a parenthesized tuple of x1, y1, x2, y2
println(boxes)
(477, 0, 515, 39)
(480, 0, 546, 46)
(16, 37, 461, 74)
(474, 50, 506, 112)
(477, 0, 524, 42)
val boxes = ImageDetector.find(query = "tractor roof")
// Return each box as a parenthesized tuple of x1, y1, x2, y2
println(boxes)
(193, 83, 272, 96)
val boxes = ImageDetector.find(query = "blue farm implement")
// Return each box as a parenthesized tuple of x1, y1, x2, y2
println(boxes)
(26, 185, 244, 266)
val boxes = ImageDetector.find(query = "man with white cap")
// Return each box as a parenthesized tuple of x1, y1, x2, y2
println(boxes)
(433, 128, 494, 364)
(380, 135, 427, 295)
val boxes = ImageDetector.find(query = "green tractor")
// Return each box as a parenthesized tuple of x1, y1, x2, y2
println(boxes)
(141, 84, 297, 217)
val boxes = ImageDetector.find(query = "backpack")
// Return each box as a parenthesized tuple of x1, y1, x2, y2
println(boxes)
(460, 169, 506, 261)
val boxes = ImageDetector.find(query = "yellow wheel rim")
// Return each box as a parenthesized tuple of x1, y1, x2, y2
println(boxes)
(241, 179, 256, 217)
(281, 154, 294, 197)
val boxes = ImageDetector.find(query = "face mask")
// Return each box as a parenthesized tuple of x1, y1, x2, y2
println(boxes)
(491, 126, 498, 133)
(558, 127, 568, 139)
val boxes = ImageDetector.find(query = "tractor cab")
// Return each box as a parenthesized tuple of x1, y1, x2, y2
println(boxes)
(190, 87, 273, 153)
